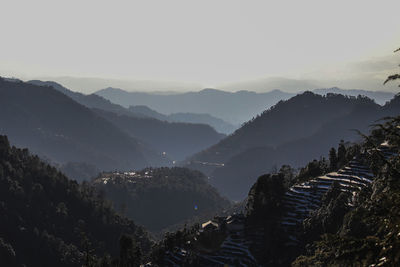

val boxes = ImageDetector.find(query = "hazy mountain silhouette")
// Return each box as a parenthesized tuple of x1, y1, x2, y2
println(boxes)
(128, 105, 237, 134)
(28, 80, 137, 117)
(27, 80, 226, 161)
(95, 86, 394, 126)
(313, 87, 395, 105)
(93, 109, 224, 161)
(95, 87, 295, 124)
(128, 105, 168, 120)
(219, 77, 320, 93)
(0, 78, 168, 174)
(168, 113, 237, 135)
(187, 92, 400, 200)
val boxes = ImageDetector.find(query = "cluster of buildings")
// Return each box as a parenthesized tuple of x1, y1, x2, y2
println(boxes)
(200, 213, 245, 233)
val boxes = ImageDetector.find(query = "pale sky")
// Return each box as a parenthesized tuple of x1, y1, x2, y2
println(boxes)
(1, 0, 399, 92)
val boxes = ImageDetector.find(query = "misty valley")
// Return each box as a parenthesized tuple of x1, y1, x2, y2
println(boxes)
(1, 74, 400, 266)
(1, 1, 400, 265)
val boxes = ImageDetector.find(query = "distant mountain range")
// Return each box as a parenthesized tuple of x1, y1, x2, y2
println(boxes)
(28, 80, 224, 161)
(95, 87, 295, 125)
(0, 78, 227, 182)
(95, 87, 395, 125)
(186, 92, 400, 200)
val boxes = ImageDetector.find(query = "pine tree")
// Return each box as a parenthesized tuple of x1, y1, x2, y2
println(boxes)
(337, 140, 347, 169)
(329, 147, 338, 171)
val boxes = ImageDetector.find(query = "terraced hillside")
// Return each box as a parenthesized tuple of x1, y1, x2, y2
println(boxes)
(280, 142, 398, 248)
(161, 214, 257, 266)
(280, 158, 374, 246)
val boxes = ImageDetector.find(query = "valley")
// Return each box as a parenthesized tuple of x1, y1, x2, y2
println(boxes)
(1, 2, 399, 266)
(1, 76, 399, 266)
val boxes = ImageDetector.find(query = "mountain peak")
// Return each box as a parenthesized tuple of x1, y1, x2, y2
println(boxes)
(199, 88, 226, 94)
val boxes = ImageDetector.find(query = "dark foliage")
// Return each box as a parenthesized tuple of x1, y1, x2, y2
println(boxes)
(0, 135, 152, 266)
(0, 78, 167, 174)
(292, 116, 400, 266)
(188, 91, 398, 200)
(92, 167, 230, 232)
(60, 162, 100, 182)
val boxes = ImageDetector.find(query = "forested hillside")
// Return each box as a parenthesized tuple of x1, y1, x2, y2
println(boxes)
(0, 135, 152, 267)
(27, 80, 225, 161)
(0, 78, 167, 175)
(150, 115, 400, 266)
(187, 92, 400, 200)
(92, 167, 230, 232)
(291, 116, 400, 266)
(93, 109, 224, 161)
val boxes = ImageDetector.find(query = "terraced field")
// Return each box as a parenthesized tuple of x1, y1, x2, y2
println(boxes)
(280, 159, 373, 246)
(280, 143, 396, 246)
(162, 215, 257, 266)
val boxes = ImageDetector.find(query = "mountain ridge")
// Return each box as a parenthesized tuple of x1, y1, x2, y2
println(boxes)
(186, 92, 400, 200)
(0, 78, 167, 176)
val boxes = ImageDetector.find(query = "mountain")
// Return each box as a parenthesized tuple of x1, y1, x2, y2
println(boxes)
(35, 76, 202, 94)
(152, 116, 400, 266)
(0, 135, 152, 266)
(128, 105, 168, 121)
(313, 87, 395, 105)
(128, 105, 237, 134)
(219, 76, 321, 93)
(95, 87, 295, 125)
(93, 109, 224, 161)
(28, 80, 226, 159)
(249, 117, 400, 266)
(167, 113, 237, 135)
(187, 92, 400, 200)
(0, 78, 167, 177)
(91, 167, 230, 233)
(28, 80, 137, 117)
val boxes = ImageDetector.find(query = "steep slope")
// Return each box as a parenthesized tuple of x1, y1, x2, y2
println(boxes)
(168, 113, 237, 135)
(128, 105, 237, 134)
(28, 80, 226, 159)
(0, 78, 166, 174)
(190, 92, 373, 164)
(93, 109, 224, 161)
(91, 167, 230, 232)
(28, 80, 137, 117)
(128, 105, 169, 120)
(245, 116, 400, 266)
(188, 92, 395, 200)
(153, 116, 400, 266)
(291, 118, 400, 266)
(0, 135, 152, 266)
(95, 87, 295, 124)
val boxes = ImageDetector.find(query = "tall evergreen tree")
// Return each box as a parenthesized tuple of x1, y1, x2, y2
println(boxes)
(337, 140, 347, 169)
(329, 147, 338, 171)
